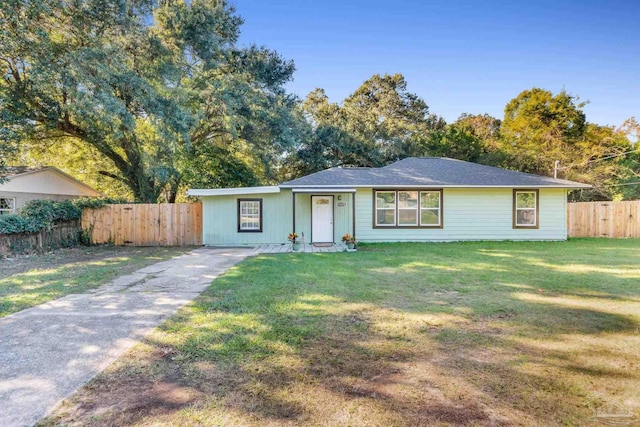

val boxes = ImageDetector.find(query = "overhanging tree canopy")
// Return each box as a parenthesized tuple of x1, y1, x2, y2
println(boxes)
(0, 0, 296, 201)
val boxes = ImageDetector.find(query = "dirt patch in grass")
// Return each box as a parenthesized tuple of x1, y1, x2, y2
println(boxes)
(40, 240, 640, 426)
(0, 246, 186, 278)
(51, 373, 201, 426)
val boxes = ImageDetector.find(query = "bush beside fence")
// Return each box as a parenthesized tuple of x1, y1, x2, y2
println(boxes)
(0, 219, 82, 255)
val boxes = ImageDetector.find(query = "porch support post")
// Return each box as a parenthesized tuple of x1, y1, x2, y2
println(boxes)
(352, 191, 356, 238)
(292, 191, 296, 234)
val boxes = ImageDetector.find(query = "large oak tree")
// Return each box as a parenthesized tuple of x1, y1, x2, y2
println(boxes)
(1, 0, 295, 201)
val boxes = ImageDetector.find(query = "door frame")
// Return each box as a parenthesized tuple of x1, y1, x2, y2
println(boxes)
(311, 195, 334, 243)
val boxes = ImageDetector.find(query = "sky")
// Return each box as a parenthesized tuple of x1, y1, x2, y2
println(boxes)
(232, 0, 639, 127)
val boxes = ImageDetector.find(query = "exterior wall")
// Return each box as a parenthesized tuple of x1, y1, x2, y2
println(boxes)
(201, 187, 569, 245)
(0, 168, 100, 214)
(355, 187, 568, 241)
(0, 191, 82, 212)
(202, 190, 293, 246)
(0, 169, 100, 197)
(294, 193, 353, 243)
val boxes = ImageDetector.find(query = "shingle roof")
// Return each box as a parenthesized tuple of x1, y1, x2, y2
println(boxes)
(280, 157, 591, 188)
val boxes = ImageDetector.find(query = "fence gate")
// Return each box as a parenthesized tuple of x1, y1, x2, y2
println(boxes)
(82, 203, 203, 246)
(567, 201, 639, 238)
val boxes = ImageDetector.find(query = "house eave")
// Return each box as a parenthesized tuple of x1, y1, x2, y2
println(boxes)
(291, 187, 357, 193)
(279, 184, 592, 189)
(187, 186, 281, 196)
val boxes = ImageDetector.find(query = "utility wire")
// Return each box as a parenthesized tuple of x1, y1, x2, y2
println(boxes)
(558, 149, 639, 171)
(601, 181, 640, 187)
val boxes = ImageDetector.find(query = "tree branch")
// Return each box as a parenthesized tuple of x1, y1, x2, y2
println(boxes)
(98, 170, 127, 183)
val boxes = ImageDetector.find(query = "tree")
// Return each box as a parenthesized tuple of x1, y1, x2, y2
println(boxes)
(1, 0, 296, 202)
(615, 118, 640, 200)
(288, 74, 444, 176)
(415, 113, 505, 163)
(0, 139, 15, 183)
(417, 124, 484, 162)
(341, 73, 444, 164)
(498, 89, 640, 200)
(455, 113, 502, 143)
(501, 88, 587, 175)
(11, 137, 133, 198)
(285, 89, 368, 175)
(563, 123, 638, 201)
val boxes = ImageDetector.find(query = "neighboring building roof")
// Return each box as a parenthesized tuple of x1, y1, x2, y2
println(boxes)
(0, 166, 102, 196)
(1, 166, 47, 178)
(280, 157, 591, 189)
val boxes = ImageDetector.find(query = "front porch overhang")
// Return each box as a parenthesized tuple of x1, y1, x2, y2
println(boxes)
(290, 187, 356, 193)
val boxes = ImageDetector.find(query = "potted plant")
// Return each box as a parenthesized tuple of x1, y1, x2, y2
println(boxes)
(341, 233, 357, 250)
(288, 232, 302, 251)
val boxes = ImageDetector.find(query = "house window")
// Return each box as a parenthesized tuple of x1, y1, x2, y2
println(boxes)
(513, 190, 539, 228)
(238, 199, 262, 232)
(420, 191, 441, 226)
(0, 198, 15, 215)
(398, 191, 418, 225)
(374, 190, 442, 228)
(375, 191, 396, 226)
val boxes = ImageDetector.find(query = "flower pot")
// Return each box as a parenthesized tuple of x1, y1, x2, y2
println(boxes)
(346, 242, 356, 250)
(292, 242, 302, 252)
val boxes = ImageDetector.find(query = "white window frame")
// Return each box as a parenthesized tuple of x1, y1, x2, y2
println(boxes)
(419, 191, 441, 227)
(238, 198, 262, 232)
(375, 191, 397, 226)
(374, 189, 443, 228)
(398, 191, 419, 226)
(0, 197, 15, 215)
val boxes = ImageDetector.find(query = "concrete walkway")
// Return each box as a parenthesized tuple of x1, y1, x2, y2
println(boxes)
(252, 242, 349, 253)
(0, 247, 253, 427)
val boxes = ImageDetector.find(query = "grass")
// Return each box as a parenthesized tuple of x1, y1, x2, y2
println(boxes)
(0, 246, 192, 317)
(41, 239, 640, 426)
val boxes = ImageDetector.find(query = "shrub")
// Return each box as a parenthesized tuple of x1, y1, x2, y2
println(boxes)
(0, 214, 40, 234)
(0, 197, 127, 235)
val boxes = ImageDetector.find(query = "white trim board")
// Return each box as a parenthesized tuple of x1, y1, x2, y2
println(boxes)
(292, 188, 356, 193)
(187, 186, 280, 196)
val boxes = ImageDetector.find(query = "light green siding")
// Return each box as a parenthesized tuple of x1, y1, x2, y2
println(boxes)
(201, 190, 293, 245)
(201, 187, 569, 245)
(355, 188, 568, 241)
(332, 193, 354, 242)
(293, 193, 353, 243)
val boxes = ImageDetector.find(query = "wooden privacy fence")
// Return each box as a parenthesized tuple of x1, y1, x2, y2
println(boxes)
(567, 201, 640, 238)
(82, 203, 202, 246)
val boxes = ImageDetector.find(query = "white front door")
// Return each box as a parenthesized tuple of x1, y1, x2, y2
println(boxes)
(312, 196, 334, 242)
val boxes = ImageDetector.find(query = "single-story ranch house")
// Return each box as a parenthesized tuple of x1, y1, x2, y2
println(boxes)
(0, 166, 101, 215)
(187, 157, 591, 245)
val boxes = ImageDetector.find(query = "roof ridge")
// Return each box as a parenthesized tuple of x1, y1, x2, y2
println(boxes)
(279, 157, 589, 188)
(1, 166, 49, 177)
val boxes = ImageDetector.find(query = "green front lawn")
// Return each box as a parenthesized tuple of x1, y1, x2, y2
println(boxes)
(0, 246, 192, 317)
(43, 240, 640, 426)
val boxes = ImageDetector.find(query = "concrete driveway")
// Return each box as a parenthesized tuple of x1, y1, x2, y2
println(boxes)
(0, 247, 253, 427)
